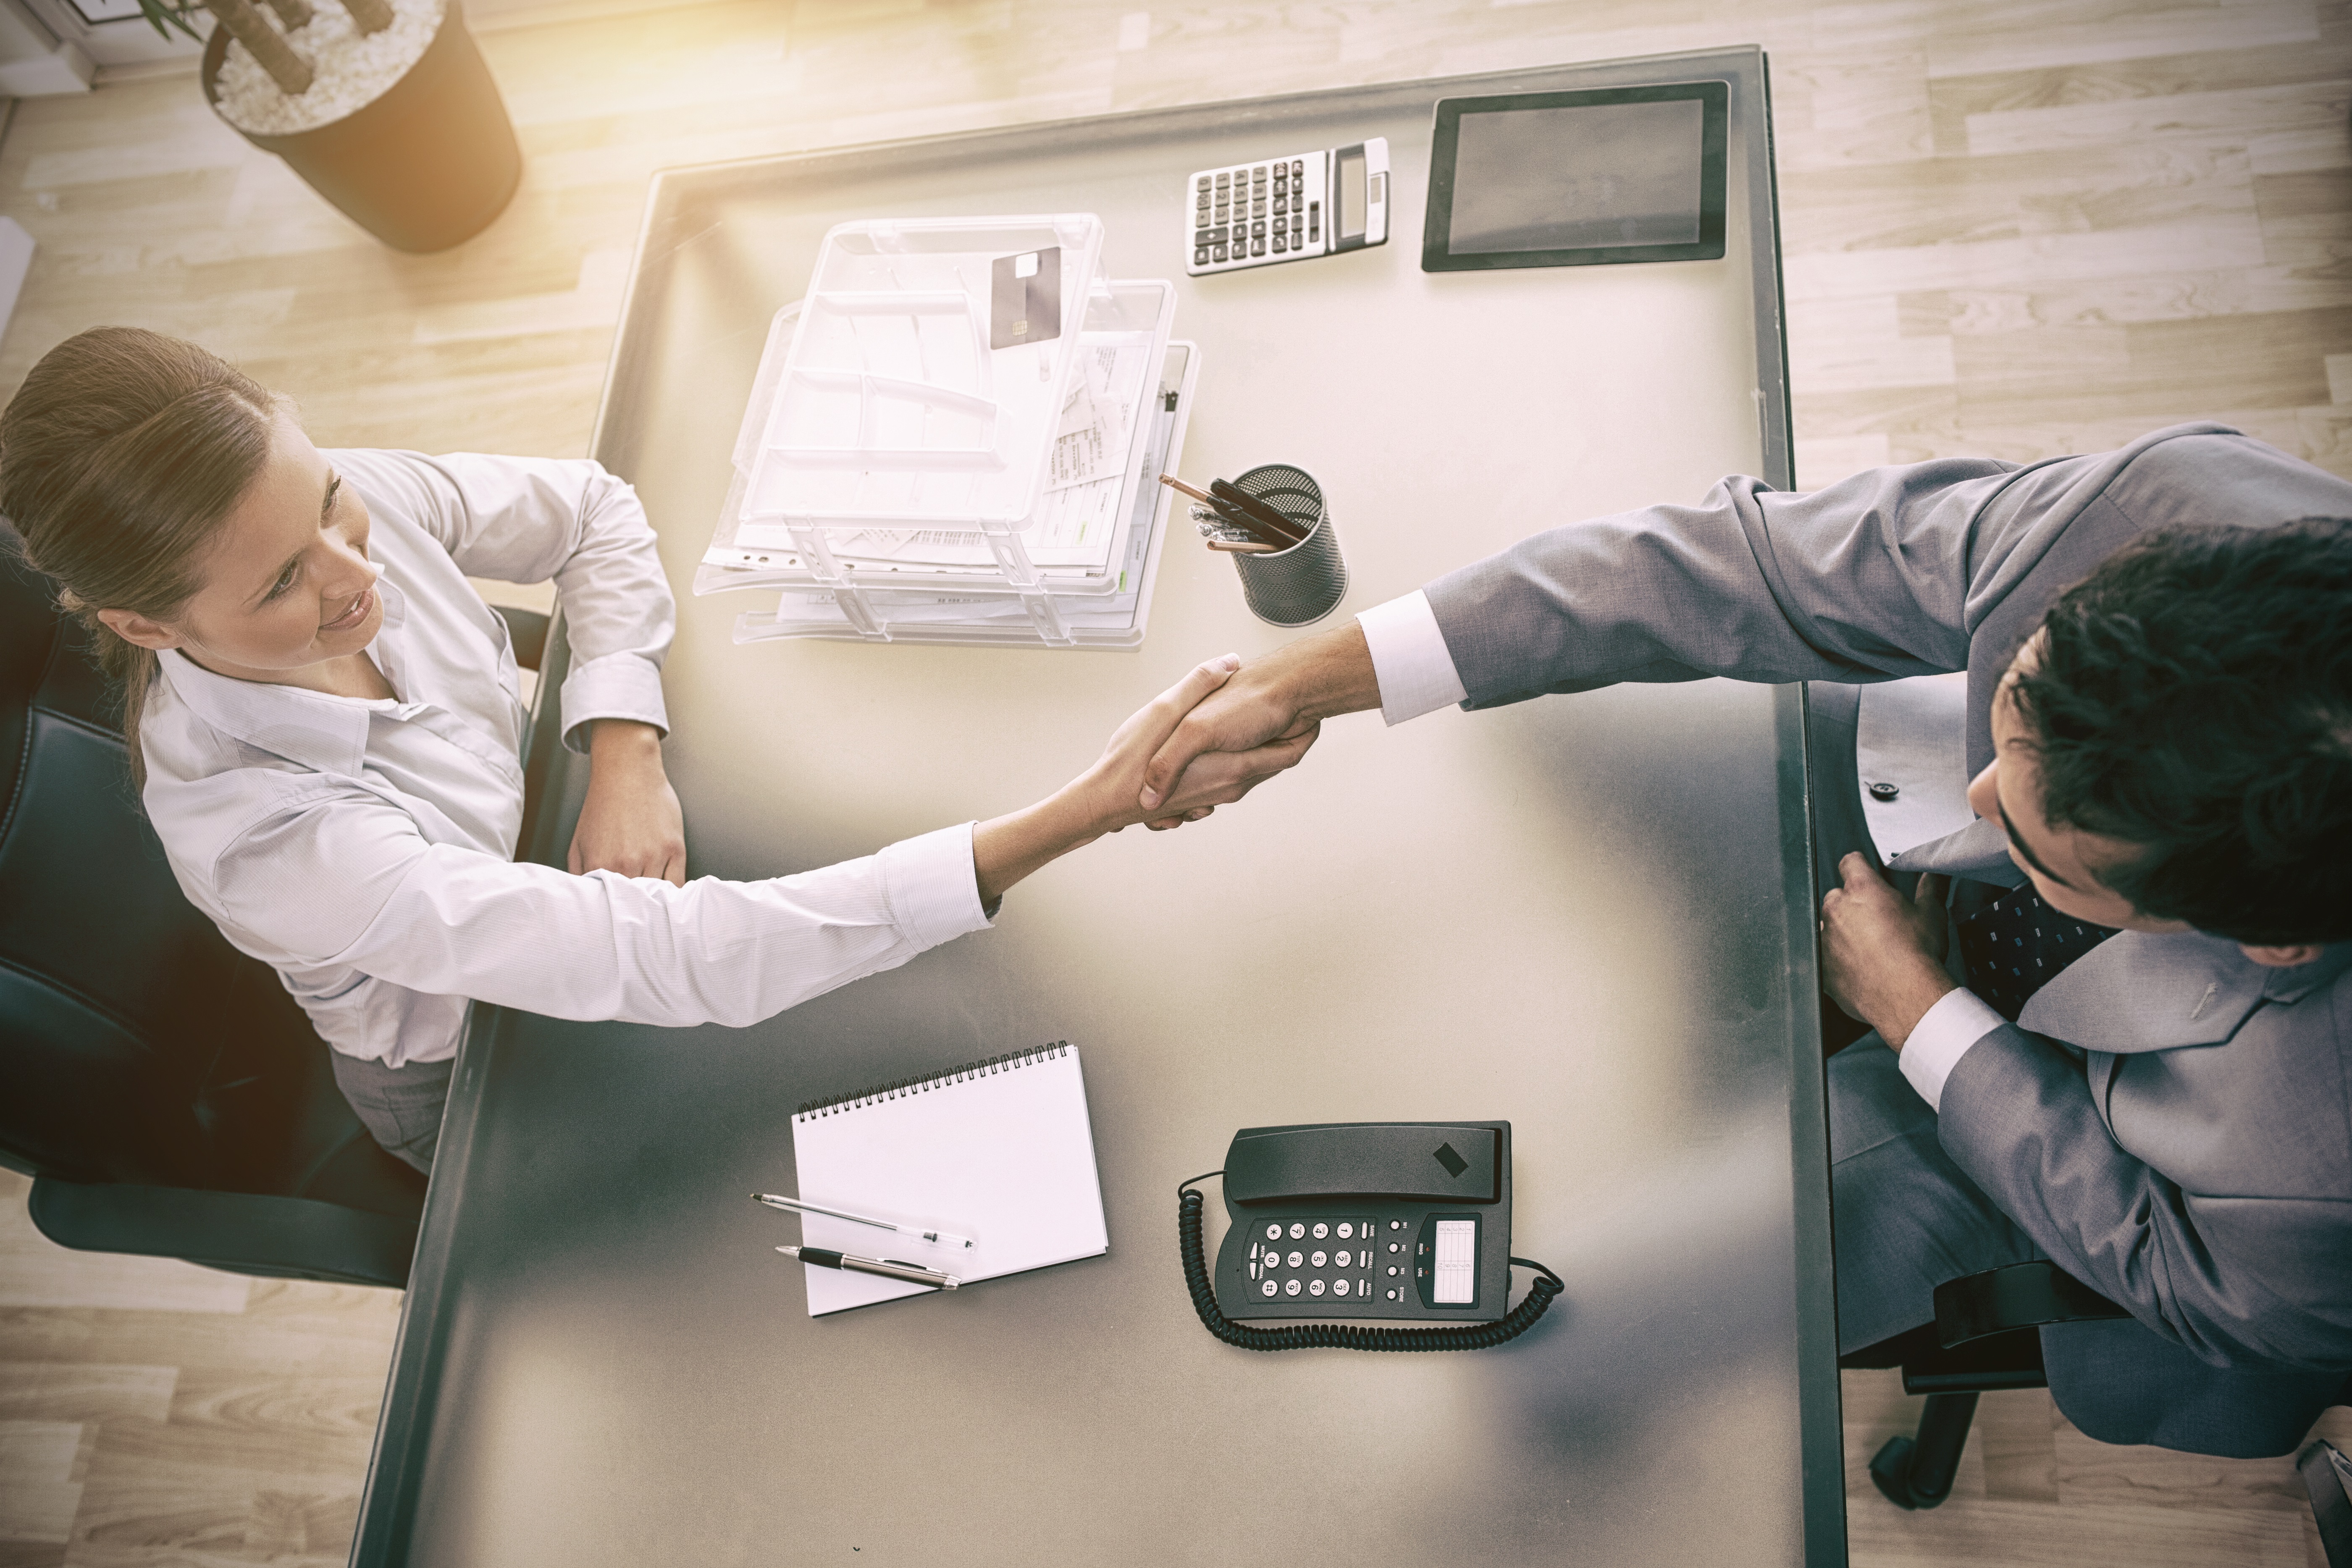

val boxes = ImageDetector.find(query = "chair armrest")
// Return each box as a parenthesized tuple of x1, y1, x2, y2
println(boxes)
(1934, 1260, 2130, 1348)
(29, 1178, 419, 1289)
(493, 604, 550, 672)
(2299, 1440, 2352, 1568)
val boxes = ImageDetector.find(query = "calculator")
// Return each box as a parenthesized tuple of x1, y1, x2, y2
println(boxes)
(1186, 137, 1389, 276)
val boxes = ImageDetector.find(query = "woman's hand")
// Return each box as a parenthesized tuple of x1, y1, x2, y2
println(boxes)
(970, 655, 1320, 907)
(1077, 654, 1321, 834)
(569, 719, 688, 887)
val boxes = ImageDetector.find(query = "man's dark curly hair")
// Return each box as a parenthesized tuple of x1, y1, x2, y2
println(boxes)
(2011, 516, 2352, 948)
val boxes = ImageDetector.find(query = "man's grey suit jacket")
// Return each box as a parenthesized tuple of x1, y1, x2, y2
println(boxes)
(1422, 422, 2352, 1454)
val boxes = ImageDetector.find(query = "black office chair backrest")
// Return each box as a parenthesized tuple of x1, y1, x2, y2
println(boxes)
(0, 531, 413, 1206)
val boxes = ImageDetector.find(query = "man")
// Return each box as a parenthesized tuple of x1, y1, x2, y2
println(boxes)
(1142, 423, 2352, 1458)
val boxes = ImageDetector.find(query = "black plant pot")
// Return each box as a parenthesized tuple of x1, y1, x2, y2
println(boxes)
(201, 1, 522, 254)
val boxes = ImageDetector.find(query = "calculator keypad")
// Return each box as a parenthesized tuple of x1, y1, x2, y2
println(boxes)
(1188, 154, 1320, 273)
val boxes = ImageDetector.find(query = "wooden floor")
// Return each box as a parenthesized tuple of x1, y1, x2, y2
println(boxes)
(2, 0, 2349, 1563)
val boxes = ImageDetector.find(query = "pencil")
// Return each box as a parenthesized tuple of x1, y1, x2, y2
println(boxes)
(1208, 478, 1308, 545)
(1161, 474, 1299, 549)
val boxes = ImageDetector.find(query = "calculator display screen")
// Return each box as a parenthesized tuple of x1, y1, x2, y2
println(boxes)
(1336, 147, 1367, 239)
(1423, 83, 1728, 272)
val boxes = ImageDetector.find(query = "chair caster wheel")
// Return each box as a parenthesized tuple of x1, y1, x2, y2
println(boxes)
(1869, 1434, 1951, 1510)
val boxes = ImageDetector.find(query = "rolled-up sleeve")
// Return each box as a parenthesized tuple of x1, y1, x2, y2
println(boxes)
(213, 792, 992, 1031)
(342, 449, 676, 752)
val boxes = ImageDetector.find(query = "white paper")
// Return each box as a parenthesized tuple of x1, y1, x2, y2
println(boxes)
(1046, 342, 1148, 491)
(788, 1047, 1109, 1316)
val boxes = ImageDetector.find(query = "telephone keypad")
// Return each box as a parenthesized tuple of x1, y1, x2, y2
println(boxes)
(1228, 1211, 1452, 1318)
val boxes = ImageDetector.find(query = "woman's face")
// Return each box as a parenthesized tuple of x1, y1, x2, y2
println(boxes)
(100, 408, 382, 684)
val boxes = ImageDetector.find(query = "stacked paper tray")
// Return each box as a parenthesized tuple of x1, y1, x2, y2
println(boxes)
(696, 213, 1192, 646)
(730, 339, 1198, 649)
(702, 277, 1173, 597)
(736, 214, 1106, 535)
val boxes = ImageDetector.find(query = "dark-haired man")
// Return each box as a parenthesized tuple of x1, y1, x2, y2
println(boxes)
(1142, 423, 2352, 1457)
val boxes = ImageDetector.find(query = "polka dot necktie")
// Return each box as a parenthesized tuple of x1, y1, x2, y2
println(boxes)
(1954, 882, 2119, 1022)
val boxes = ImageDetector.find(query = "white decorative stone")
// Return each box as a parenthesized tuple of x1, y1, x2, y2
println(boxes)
(214, 0, 444, 138)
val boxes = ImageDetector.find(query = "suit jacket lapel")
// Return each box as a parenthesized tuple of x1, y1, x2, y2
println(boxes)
(2022, 931, 2267, 1051)
(2018, 936, 2349, 1053)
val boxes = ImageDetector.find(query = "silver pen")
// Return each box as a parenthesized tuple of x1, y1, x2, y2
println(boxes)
(777, 1244, 959, 1290)
(749, 1192, 976, 1251)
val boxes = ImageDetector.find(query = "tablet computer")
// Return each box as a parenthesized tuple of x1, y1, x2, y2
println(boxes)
(1422, 82, 1729, 272)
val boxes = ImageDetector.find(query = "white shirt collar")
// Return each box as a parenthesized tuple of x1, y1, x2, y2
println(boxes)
(155, 577, 411, 777)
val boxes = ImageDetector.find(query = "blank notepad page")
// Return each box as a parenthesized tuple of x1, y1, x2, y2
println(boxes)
(787, 1043, 1109, 1315)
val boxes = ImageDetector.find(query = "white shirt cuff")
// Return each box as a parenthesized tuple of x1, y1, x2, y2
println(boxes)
(560, 651, 672, 753)
(876, 822, 994, 952)
(1356, 590, 1469, 726)
(1898, 988, 2008, 1112)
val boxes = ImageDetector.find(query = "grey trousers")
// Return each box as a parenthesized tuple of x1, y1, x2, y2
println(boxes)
(1808, 681, 2042, 1354)
(1827, 1039, 2043, 1352)
(329, 1050, 454, 1174)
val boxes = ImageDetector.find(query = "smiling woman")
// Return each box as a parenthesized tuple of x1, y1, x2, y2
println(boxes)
(0, 327, 1312, 1172)
(103, 410, 398, 703)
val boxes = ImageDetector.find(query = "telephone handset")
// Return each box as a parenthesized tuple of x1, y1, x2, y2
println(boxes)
(1178, 1122, 1563, 1352)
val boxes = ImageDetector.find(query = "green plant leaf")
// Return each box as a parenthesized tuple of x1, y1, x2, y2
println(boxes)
(136, 0, 203, 40)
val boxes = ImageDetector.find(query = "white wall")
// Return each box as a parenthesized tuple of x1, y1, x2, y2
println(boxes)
(0, 0, 95, 94)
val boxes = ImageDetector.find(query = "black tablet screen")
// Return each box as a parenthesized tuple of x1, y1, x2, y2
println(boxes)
(1450, 100, 1703, 254)
(1423, 82, 1729, 271)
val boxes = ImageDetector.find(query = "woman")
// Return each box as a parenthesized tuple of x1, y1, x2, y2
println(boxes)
(0, 327, 1307, 1171)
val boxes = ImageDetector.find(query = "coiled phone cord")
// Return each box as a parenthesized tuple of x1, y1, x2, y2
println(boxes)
(1178, 1177, 1564, 1352)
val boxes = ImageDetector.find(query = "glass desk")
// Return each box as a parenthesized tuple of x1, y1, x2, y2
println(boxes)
(353, 45, 1840, 1568)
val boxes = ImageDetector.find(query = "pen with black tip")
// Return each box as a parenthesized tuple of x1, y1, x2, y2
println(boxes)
(777, 1245, 960, 1290)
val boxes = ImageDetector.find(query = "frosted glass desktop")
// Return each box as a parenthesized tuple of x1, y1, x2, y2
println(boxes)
(353, 46, 1838, 1568)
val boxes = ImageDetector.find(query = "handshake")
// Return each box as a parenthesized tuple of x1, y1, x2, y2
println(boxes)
(1111, 622, 1381, 831)
(972, 623, 1382, 905)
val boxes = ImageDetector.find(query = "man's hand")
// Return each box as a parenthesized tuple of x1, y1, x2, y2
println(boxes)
(971, 655, 1320, 906)
(1084, 655, 1320, 837)
(1137, 622, 1383, 812)
(1820, 853, 1955, 1048)
(569, 719, 687, 887)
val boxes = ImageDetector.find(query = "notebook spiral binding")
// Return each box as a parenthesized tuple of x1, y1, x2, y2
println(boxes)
(794, 1041, 1072, 1121)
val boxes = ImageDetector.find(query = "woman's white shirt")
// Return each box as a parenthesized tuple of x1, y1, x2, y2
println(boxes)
(138, 448, 991, 1069)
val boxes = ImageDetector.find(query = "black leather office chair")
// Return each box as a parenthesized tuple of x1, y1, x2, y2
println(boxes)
(1849, 1260, 2132, 1510)
(0, 529, 550, 1288)
(2302, 1437, 2352, 1567)
(1856, 1258, 2352, 1549)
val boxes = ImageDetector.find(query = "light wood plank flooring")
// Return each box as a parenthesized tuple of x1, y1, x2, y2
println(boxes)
(3, 1, 2349, 1564)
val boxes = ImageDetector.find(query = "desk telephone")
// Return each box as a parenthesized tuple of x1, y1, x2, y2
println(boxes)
(1179, 1122, 1563, 1352)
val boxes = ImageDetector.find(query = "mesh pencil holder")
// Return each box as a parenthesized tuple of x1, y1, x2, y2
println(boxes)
(1225, 464, 1348, 626)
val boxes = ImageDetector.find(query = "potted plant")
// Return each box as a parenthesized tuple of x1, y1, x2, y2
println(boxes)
(139, 0, 520, 253)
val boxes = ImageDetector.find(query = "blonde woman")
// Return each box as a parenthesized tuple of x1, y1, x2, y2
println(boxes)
(1, 327, 1311, 1171)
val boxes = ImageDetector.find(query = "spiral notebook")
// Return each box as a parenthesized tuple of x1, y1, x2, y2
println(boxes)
(788, 1041, 1108, 1316)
